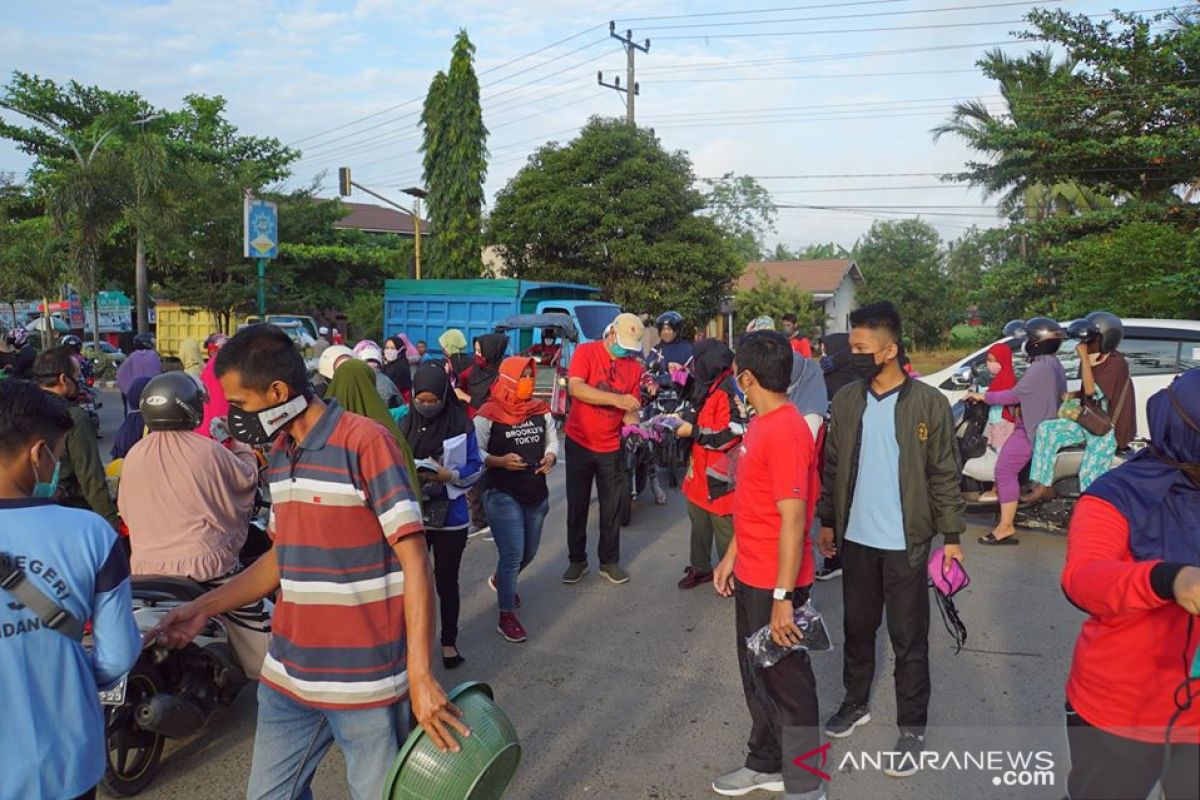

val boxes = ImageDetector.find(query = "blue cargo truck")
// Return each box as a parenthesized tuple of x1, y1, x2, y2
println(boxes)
(382, 279, 621, 355)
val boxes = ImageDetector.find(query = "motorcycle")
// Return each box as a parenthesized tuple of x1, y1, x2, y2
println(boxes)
(618, 421, 659, 527)
(97, 515, 272, 796)
(645, 366, 692, 489)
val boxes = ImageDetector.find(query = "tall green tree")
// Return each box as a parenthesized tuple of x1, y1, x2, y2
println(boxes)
(488, 117, 742, 321)
(420, 30, 488, 278)
(702, 172, 776, 263)
(853, 219, 950, 349)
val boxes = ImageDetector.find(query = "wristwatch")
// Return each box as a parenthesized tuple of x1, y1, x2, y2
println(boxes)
(772, 588, 794, 601)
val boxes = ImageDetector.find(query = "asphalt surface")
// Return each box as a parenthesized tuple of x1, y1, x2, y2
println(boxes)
(94, 389, 1085, 800)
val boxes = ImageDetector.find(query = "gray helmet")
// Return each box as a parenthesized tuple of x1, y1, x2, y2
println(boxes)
(140, 372, 205, 431)
(1067, 311, 1123, 354)
(1024, 317, 1065, 358)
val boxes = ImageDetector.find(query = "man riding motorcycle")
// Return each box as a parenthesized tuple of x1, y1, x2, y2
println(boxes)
(0, 327, 36, 380)
(648, 311, 693, 372)
(117, 372, 269, 677)
(116, 331, 162, 412)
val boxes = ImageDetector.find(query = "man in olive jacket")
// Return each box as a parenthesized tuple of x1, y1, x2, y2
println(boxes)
(35, 347, 119, 528)
(816, 302, 964, 777)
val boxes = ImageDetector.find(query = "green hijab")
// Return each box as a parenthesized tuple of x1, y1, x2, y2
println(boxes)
(327, 359, 421, 491)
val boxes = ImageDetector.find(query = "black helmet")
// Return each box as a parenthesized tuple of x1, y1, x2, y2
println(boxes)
(1067, 311, 1123, 354)
(1002, 319, 1027, 340)
(656, 311, 684, 333)
(140, 372, 205, 431)
(1023, 317, 1065, 357)
(132, 332, 156, 351)
(60, 335, 83, 352)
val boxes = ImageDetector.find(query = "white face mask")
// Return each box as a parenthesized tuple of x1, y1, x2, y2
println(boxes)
(383, 348, 399, 363)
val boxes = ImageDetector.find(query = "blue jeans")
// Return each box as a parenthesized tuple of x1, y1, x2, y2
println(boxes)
(246, 682, 409, 800)
(484, 489, 549, 611)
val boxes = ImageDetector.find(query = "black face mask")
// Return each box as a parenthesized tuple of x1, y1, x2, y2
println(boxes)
(849, 353, 884, 382)
(414, 398, 445, 419)
(228, 394, 310, 445)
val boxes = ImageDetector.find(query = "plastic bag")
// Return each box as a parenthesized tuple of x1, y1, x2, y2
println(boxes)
(745, 600, 832, 668)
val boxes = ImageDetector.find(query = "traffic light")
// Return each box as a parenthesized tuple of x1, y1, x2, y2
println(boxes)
(338, 167, 352, 197)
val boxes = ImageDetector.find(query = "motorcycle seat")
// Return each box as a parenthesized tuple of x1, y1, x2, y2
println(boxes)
(131, 575, 209, 601)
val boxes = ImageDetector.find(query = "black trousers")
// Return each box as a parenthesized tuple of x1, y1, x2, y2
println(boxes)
(427, 528, 468, 647)
(735, 583, 823, 794)
(1066, 704, 1199, 800)
(565, 436, 622, 566)
(841, 539, 931, 733)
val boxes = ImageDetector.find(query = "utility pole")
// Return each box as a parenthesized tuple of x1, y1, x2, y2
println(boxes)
(338, 168, 426, 279)
(597, 21, 649, 125)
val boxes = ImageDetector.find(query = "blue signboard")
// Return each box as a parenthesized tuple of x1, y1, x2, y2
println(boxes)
(243, 198, 279, 259)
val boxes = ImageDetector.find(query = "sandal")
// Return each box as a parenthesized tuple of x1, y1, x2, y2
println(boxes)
(978, 532, 1019, 546)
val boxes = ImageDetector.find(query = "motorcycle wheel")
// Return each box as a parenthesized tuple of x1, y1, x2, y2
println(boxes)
(102, 662, 167, 797)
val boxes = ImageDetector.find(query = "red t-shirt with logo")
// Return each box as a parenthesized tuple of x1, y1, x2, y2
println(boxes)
(733, 403, 819, 590)
(565, 341, 645, 453)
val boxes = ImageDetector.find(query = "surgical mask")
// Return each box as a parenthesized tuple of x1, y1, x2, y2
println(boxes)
(228, 394, 310, 445)
(849, 353, 884, 382)
(516, 377, 535, 401)
(414, 398, 445, 418)
(611, 342, 639, 359)
(986, 361, 1002, 376)
(31, 446, 60, 499)
(383, 348, 399, 363)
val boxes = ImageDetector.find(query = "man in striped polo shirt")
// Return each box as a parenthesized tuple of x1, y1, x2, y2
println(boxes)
(150, 325, 468, 800)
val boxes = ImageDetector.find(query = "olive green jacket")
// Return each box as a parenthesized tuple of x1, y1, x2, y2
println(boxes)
(816, 376, 965, 569)
(61, 404, 119, 528)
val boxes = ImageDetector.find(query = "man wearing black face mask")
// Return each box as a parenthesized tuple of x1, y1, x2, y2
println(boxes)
(147, 325, 469, 800)
(35, 346, 118, 529)
(816, 302, 965, 776)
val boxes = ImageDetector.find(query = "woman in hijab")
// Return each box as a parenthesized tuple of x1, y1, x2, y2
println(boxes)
(326, 359, 420, 489)
(672, 339, 748, 590)
(110, 376, 151, 460)
(116, 346, 162, 413)
(968, 343, 1019, 503)
(196, 341, 231, 443)
(1060, 369, 1200, 800)
(180, 338, 205, 382)
(788, 351, 828, 439)
(438, 329, 473, 377)
(400, 364, 483, 669)
(381, 336, 413, 403)
(819, 333, 857, 401)
(474, 356, 559, 643)
(463, 333, 510, 412)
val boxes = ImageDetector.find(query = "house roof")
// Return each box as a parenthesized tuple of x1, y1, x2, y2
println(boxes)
(737, 259, 864, 296)
(331, 201, 427, 236)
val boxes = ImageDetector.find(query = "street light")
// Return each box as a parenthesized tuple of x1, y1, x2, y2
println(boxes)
(402, 187, 427, 281)
(0, 103, 164, 348)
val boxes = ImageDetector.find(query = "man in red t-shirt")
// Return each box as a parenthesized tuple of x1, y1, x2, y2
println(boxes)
(562, 313, 645, 586)
(711, 331, 823, 800)
(781, 313, 813, 359)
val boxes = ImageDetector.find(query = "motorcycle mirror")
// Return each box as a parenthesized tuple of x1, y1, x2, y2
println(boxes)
(951, 366, 974, 388)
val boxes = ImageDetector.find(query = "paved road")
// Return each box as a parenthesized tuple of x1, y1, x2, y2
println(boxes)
(94, 390, 1084, 800)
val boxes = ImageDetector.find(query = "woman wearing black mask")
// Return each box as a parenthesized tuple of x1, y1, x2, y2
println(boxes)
(400, 364, 483, 668)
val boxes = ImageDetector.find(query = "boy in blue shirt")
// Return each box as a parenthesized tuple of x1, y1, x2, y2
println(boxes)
(0, 380, 140, 800)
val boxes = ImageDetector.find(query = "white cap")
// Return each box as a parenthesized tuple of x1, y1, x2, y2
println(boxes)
(358, 345, 384, 365)
(318, 345, 355, 379)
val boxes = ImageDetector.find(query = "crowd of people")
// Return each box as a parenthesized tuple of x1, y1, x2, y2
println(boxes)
(0, 300, 1197, 800)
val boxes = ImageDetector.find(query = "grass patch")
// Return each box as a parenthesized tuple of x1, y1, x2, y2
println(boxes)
(909, 348, 976, 376)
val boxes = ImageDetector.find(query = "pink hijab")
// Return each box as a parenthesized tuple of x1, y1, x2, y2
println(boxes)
(196, 358, 229, 439)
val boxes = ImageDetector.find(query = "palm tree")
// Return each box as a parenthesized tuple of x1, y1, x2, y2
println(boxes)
(933, 49, 1110, 223)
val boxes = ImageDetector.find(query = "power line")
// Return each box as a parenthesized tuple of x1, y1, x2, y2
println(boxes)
(616, 0, 910, 23)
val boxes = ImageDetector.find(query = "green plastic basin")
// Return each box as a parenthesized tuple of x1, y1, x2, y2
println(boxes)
(383, 682, 521, 800)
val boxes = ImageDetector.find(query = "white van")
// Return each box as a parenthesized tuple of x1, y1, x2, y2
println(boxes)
(922, 318, 1200, 440)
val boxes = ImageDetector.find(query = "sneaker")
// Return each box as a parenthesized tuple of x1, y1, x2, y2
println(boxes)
(598, 563, 630, 585)
(496, 612, 527, 643)
(711, 766, 784, 796)
(483, 532, 494, 542)
(652, 482, 667, 505)
(468, 525, 490, 539)
(487, 574, 521, 608)
(814, 565, 842, 581)
(824, 702, 871, 739)
(562, 563, 589, 584)
(883, 732, 925, 778)
(677, 566, 713, 590)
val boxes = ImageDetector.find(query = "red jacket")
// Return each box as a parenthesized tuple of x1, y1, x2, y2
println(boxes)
(789, 337, 812, 359)
(1062, 496, 1200, 743)
(682, 373, 746, 516)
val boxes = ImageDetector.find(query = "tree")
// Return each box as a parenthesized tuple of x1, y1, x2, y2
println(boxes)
(488, 117, 743, 321)
(853, 219, 950, 349)
(420, 30, 488, 279)
(733, 270, 822, 333)
(701, 173, 776, 263)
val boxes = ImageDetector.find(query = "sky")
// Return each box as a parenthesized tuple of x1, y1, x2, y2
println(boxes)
(0, 0, 1176, 250)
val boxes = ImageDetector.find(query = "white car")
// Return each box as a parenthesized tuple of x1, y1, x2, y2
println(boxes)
(923, 318, 1200, 441)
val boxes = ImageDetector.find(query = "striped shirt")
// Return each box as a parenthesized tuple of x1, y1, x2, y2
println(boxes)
(262, 401, 424, 709)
